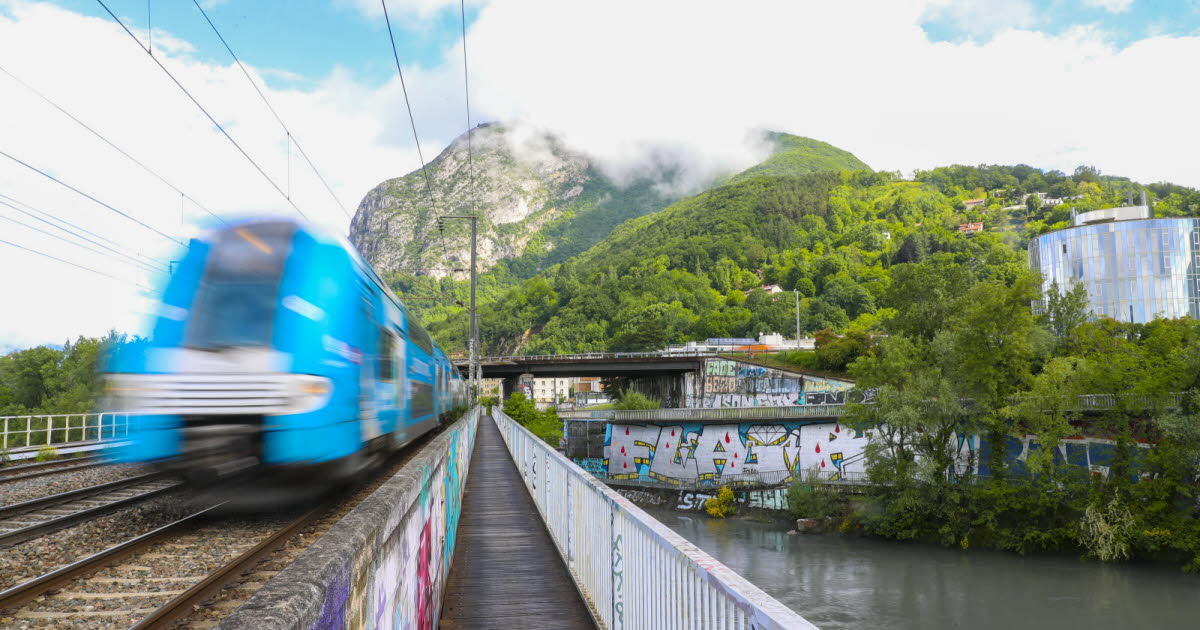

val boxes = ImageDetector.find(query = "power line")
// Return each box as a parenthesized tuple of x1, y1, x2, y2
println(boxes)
(0, 192, 168, 270)
(189, 0, 351, 220)
(0, 237, 151, 291)
(459, 0, 476, 214)
(0, 64, 229, 228)
(0, 208, 163, 275)
(380, 0, 437, 205)
(0, 149, 184, 246)
(0, 196, 167, 273)
(94, 0, 311, 222)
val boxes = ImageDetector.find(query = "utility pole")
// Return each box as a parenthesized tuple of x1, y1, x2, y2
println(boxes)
(794, 290, 801, 348)
(442, 215, 479, 402)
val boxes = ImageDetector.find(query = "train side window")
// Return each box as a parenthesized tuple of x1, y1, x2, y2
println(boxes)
(379, 329, 397, 381)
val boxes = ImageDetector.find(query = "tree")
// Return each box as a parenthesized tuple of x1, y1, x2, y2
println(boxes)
(1041, 280, 1090, 354)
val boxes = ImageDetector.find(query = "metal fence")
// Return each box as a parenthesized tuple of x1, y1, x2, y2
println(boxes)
(493, 409, 816, 630)
(558, 405, 847, 421)
(601, 468, 869, 491)
(1, 413, 131, 451)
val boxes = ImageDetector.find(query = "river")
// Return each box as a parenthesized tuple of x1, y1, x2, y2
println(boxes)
(645, 509, 1200, 630)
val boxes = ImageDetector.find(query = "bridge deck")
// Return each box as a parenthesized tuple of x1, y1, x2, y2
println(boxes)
(439, 414, 596, 630)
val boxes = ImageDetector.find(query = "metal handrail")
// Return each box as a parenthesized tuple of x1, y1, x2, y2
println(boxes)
(0, 413, 131, 451)
(558, 405, 849, 421)
(492, 409, 816, 630)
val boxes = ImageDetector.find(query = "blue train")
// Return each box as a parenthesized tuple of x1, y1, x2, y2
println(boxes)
(104, 218, 466, 485)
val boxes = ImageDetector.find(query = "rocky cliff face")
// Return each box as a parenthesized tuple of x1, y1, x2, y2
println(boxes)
(350, 123, 661, 278)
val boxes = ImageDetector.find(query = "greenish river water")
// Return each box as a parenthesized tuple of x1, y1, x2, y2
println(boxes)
(646, 509, 1200, 630)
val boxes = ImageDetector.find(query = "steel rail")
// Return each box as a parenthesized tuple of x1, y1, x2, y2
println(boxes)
(0, 457, 107, 484)
(0, 471, 161, 518)
(0, 477, 180, 547)
(130, 505, 326, 629)
(0, 505, 221, 611)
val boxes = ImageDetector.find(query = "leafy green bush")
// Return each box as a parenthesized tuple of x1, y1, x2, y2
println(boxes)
(503, 393, 564, 447)
(35, 444, 59, 462)
(787, 475, 849, 521)
(612, 390, 660, 410)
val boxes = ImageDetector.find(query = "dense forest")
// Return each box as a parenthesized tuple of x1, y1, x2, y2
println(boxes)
(402, 155, 1200, 359)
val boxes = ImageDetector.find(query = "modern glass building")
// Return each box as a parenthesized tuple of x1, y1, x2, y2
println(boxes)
(1029, 207, 1200, 323)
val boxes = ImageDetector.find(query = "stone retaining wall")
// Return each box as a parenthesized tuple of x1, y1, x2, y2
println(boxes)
(217, 409, 479, 630)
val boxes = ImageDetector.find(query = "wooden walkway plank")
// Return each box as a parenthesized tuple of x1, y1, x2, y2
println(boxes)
(439, 414, 596, 630)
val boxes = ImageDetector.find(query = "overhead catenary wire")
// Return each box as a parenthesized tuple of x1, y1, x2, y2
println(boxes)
(189, 0, 351, 220)
(93, 0, 311, 222)
(0, 64, 229, 228)
(0, 192, 168, 270)
(0, 238, 152, 291)
(380, 0, 438, 206)
(459, 0, 476, 216)
(0, 149, 184, 246)
(0, 208, 163, 275)
(0, 196, 168, 273)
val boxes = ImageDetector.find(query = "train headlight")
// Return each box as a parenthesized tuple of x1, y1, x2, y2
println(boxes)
(282, 375, 333, 415)
(101, 376, 145, 413)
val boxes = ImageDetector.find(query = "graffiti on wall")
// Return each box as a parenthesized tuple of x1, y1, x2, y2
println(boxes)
(699, 359, 857, 408)
(310, 417, 476, 630)
(603, 421, 871, 486)
(614, 487, 792, 513)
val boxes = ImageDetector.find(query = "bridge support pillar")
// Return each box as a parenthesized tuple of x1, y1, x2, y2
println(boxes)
(501, 376, 520, 401)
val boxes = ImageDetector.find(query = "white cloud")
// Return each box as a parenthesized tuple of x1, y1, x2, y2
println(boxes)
(462, 0, 1199, 194)
(338, 0, 484, 21)
(1082, 0, 1135, 14)
(922, 0, 1040, 36)
(2, 0, 1199, 349)
(0, 0, 457, 348)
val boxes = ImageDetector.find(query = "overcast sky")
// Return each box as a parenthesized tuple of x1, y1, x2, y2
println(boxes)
(2, 0, 1198, 350)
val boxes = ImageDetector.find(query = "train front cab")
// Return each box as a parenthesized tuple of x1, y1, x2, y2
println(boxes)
(109, 222, 379, 484)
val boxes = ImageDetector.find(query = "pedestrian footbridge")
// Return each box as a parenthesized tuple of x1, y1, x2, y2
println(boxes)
(212, 407, 815, 630)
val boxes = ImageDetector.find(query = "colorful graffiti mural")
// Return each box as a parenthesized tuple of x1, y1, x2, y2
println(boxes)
(307, 414, 477, 630)
(612, 487, 792, 513)
(603, 422, 871, 486)
(596, 419, 1142, 491)
(698, 359, 858, 408)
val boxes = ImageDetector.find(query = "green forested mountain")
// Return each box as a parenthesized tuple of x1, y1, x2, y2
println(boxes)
(728, 132, 871, 183)
(402, 149, 1200, 358)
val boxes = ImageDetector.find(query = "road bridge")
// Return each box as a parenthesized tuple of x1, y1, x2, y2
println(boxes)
(464, 351, 710, 379)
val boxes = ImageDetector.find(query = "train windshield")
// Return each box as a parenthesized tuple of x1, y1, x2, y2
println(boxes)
(186, 223, 296, 350)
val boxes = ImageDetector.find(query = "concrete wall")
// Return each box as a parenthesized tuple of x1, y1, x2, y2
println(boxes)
(585, 420, 1142, 488)
(614, 485, 792, 513)
(217, 409, 479, 630)
(694, 359, 857, 409)
(600, 421, 871, 485)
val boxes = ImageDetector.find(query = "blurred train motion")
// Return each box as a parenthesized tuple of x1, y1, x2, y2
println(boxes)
(103, 219, 467, 489)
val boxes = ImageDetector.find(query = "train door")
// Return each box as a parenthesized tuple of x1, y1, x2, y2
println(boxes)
(375, 323, 400, 438)
(359, 289, 383, 443)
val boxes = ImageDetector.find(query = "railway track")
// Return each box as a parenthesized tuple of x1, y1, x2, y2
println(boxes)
(0, 474, 180, 547)
(0, 504, 322, 628)
(0, 455, 107, 484)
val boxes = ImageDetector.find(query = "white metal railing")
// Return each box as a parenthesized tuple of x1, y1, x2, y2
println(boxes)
(0, 413, 131, 451)
(492, 409, 816, 630)
(558, 405, 848, 421)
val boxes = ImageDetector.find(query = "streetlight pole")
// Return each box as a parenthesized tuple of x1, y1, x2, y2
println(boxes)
(442, 215, 479, 402)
